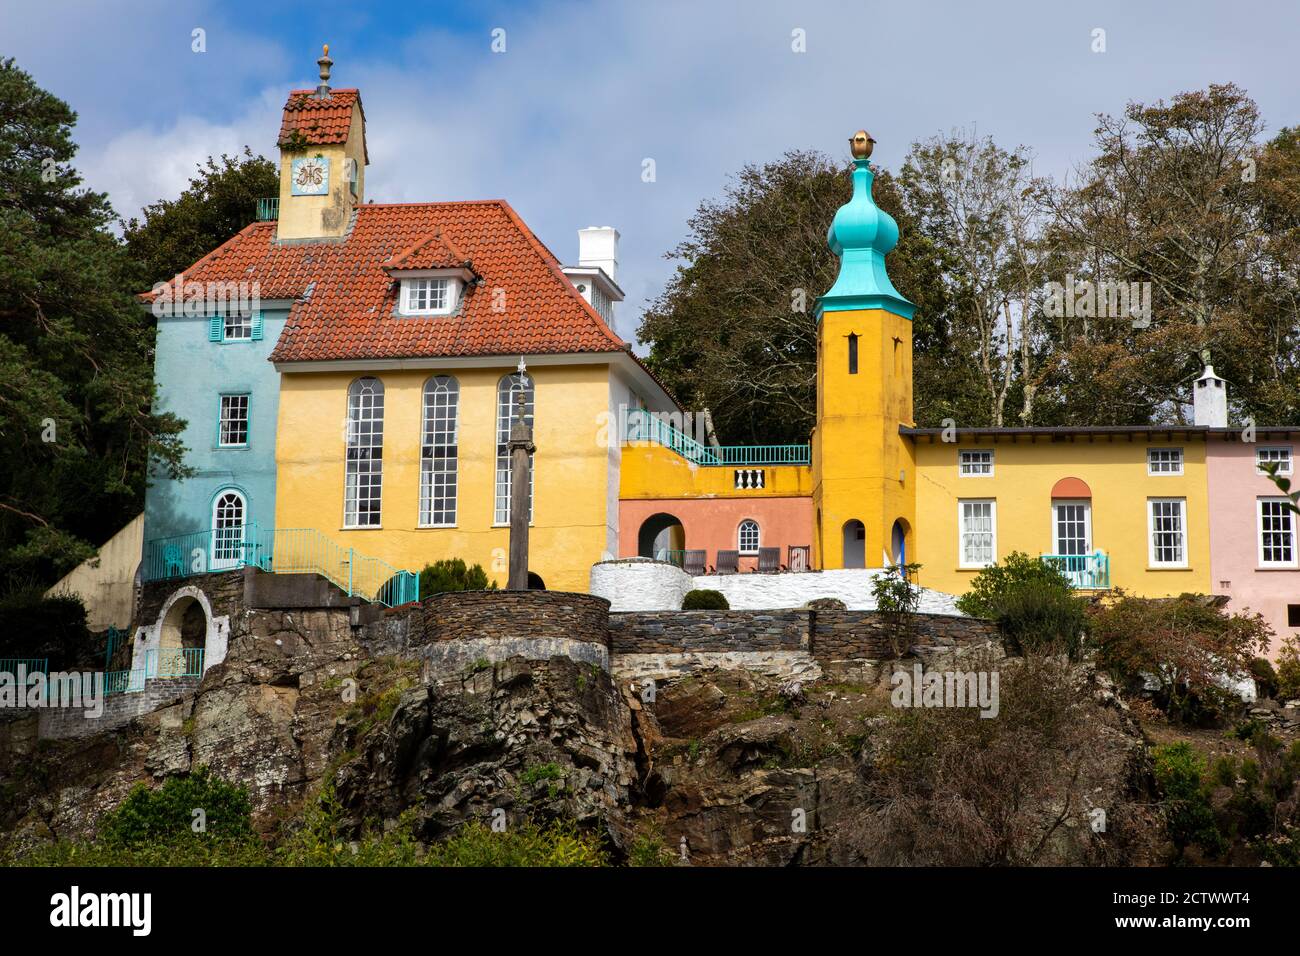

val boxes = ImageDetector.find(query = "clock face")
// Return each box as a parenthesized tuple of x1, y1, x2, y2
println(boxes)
(291, 157, 330, 196)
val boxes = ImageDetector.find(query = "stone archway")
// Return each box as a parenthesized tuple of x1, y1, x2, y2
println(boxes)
(890, 518, 911, 567)
(638, 512, 686, 559)
(130, 584, 230, 679)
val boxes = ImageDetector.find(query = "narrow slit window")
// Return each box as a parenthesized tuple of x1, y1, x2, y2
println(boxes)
(847, 334, 858, 375)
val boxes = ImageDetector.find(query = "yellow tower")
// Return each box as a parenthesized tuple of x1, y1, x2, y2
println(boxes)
(813, 131, 916, 570)
(275, 45, 368, 242)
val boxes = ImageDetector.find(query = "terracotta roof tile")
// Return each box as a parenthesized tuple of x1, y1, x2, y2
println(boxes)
(278, 88, 367, 161)
(383, 229, 472, 272)
(149, 201, 630, 363)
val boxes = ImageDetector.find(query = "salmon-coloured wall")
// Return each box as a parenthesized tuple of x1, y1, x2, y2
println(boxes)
(1208, 437, 1300, 659)
(620, 497, 813, 571)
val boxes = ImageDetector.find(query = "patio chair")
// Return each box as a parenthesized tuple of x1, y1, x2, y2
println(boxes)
(787, 545, 811, 572)
(714, 550, 739, 575)
(683, 549, 707, 576)
(756, 547, 782, 573)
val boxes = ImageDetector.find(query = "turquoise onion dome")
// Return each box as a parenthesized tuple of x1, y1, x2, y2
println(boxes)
(817, 133, 915, 320)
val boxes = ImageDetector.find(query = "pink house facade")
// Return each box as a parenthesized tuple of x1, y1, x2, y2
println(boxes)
(619, 497, 814, 573)
(1208, 431, 1300, 656)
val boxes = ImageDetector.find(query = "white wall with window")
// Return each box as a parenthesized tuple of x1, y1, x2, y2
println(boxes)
(1257, 446, 1293, 475)
(738, 519, 760, 555)
(1147, 447, 1184, 475)
(495, 372, 534, 525)
(958, 449, 994, 476)
(958, 499, 996, 568)
(344, 377, 384, 528)
(419, 376, 459, 527)
(1147, 497, 1187, 567)
(218, 394, 250, 447)
(1258, 497, 1297, 568)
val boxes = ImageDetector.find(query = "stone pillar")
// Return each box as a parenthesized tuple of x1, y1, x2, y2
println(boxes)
(507, 391, 534, 590)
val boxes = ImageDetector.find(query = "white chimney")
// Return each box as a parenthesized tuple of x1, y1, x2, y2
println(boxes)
(578, 226, 619, 282)
(562, 226, 623, 326)
(1193, 365, 1228, 427)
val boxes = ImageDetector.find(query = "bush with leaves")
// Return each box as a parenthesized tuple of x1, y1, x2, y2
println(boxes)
(1090, 593, 1272, 724)
(1153, 742, 1226, 860)
(955, 552, 1086, 658)
(1277, 636, 1300, 701)
(100, 767, 254, 847)
(418, 558, 497, 596)
(682, 589, 729, 610)
(871, 563, 921, 656)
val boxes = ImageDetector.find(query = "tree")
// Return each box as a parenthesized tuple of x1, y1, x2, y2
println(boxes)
(901, 130, 1052, 425)
(637, 150, 967, 444)
(1045, 84, 1269, 423)
(0, 58, 188, 581)
(122, 148, 278, 289)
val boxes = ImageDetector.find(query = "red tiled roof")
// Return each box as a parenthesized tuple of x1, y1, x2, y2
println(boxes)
(149, 201, 631, 362)
(383, 228, 472, 273)
(278, 88, 368, 162)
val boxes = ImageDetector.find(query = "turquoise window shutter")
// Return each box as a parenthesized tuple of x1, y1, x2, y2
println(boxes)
(251, 312, 264, 341)
(208, 317, 223, 342)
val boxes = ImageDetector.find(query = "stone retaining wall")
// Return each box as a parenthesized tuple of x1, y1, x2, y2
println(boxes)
(35, 676, 200, 740)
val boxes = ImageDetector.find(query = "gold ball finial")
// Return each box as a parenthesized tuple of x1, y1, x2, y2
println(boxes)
(323, 43, 329, 57)
(850, 130, 876, 159)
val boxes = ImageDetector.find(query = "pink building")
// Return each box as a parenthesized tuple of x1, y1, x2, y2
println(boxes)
(1208, 431, 1300, 656)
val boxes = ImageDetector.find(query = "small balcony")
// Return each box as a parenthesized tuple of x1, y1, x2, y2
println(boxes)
(1041, 552, 1110, 590)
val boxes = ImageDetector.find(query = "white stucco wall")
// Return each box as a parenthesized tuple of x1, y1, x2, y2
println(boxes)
(590, 559, 962, 615)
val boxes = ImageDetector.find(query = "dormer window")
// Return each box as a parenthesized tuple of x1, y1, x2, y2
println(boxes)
(400, 278, 457, 316)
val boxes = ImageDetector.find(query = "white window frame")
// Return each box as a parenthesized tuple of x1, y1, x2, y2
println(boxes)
(400, 278, 456, 316)
(218, 394, 250, 447)
(1147, 447, 1184, 475)
(223, 312, 252, 340)
(419, 376, 459, 528)
(1051, 500, 1093, 556)
(958, 499, 997, 569)
(494, 372, 535, 526)
(738, 519, 760, 555)
(343, 377, 384, 528)
(210, 489, 246, 570)
(1256, 446, 1294, 476)
(1147, 497, 1188, 568)
(1257, 497, 1298, 568)
(958, 448, 994, 477)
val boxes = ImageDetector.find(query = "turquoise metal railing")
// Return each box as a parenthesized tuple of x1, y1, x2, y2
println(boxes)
(0, 658, 47, 677)
(627, 413, 810, 467)
(1041, 552, 1110, 590)
(255, 197, 279, 221)
(142, 524, 419, 607)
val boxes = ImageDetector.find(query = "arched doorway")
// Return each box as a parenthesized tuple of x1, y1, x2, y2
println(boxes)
(890, 518, 910, 567)
(158, 594, 208, 677)
(842, 519, 866, 569)
(638, 512, 685, 559)
(211, 488, 247, 570)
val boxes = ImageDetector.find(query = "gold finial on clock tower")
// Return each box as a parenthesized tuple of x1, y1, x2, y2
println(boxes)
(849, 130, 875, 160)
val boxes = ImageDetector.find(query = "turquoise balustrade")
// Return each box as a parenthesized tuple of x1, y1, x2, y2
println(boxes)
(627, 414, 810, 466)
(1041, 552, 1110, 590)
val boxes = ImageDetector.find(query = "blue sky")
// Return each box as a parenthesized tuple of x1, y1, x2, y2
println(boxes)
(6, 0, 1300, 345)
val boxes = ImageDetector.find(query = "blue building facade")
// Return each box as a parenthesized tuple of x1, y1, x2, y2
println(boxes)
(143, 305, 288, 569)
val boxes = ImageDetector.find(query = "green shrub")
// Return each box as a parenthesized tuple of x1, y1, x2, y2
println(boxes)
(627, 822, 675, 866)
(682, 589, 729, 610)
(1153, 742, 1225, 859)
(1277, 636, 1300, 700)
(418, 558, 497, 596)
(871, 564, 921, 656)
(0, 588, 89, 665)
(100, 767, 254, 847)
(1092, 594, 1272, 724)
(955, 553, 1085, 658)
(1250, 657, 1279, 699)
(425, 819, 607, 867)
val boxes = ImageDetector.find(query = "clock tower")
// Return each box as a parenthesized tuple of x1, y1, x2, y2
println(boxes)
(275, 45, 369, 242)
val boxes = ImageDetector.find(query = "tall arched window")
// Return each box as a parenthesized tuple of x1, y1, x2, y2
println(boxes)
(211, 489, 246, 569)
(420, 375, 459, 526)
(344, 377, 384, 527)
(495, 372, 534, 524)
(738, 519, 760, 555)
